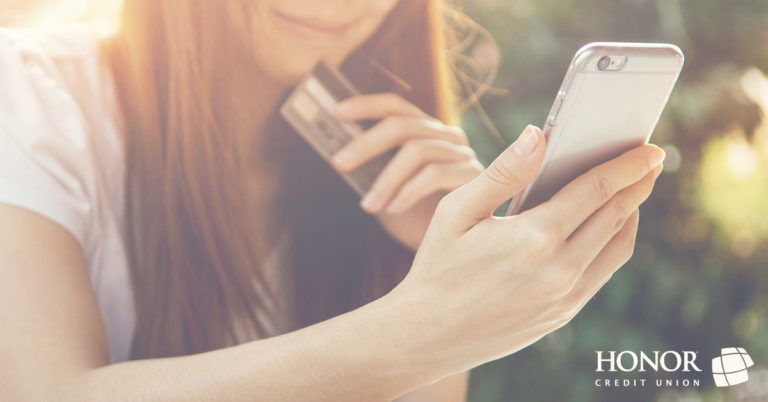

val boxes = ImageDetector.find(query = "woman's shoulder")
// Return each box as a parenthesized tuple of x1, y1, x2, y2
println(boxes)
(0, 24, 115, 123)
(0, 24, 100, 59)
(0, 24, 123, 248)
(0, 23, 123, 155)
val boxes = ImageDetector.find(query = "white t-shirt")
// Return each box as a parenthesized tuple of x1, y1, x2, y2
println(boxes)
(0, 25, 290, 363)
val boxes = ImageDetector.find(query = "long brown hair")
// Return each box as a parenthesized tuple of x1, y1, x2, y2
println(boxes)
(103, 0, 459, 359)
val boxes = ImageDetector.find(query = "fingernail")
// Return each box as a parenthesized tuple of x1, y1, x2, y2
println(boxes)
(331, 149, 354, 170)
(360, 192, 380, 212)
(648, 148, 666, 168)
(513, 125, 540, 156)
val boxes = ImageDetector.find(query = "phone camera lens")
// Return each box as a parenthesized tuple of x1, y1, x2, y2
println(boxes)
(598, 56, 612, 70)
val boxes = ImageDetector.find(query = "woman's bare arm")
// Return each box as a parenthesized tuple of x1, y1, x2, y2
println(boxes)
(394, 372, 468, 402)
(0, 204, 441, 401)
(2, 126, 665, 401)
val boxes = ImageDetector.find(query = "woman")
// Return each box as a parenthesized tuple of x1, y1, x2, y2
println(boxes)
(0, 0, 665, 400)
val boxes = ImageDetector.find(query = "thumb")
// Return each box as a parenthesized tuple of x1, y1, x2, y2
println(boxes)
(442, 125, 546, 232)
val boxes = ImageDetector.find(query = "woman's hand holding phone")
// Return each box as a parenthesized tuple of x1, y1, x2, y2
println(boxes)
(325, 89, 667, 379)
(383, 125, 665, 377)
(331, 92, 484, 249)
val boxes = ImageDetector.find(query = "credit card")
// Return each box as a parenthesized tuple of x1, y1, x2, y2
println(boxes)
(279, 61, 395, 196)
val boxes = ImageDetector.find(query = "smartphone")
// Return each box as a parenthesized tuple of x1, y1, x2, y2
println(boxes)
(279, 61, 394, 196)
(506, 42, 684, 216)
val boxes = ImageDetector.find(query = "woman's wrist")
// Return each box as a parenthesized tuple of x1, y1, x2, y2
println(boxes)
(366, 281, 459, 385)
(308, 282, 452, 400)
(221, 282, 450, 401)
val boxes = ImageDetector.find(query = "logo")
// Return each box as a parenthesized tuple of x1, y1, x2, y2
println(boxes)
(596, 351, 702, 372)
(594, 350, 703, 388)
(712, 347, 754, 387)
(593, 347, 758, 388)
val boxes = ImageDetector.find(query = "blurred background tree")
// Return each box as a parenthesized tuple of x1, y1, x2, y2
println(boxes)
(456, 1, 768, 401)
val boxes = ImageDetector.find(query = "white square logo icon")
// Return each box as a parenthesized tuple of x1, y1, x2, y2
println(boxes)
(712, 347, 755, 387)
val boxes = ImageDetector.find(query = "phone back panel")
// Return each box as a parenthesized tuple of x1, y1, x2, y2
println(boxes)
(507, 43, 684, 215)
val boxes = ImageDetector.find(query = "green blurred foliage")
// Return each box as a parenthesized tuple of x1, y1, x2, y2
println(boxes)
(458, 1, 768, 401)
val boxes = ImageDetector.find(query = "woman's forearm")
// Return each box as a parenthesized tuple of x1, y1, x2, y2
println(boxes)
(61, 291, 444, 401)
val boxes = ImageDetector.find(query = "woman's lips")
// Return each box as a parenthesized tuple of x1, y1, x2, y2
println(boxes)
(271, 10, 351, 46)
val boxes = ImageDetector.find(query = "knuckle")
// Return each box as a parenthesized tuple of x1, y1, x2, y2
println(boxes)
(383, 116, 404, 133)
(401, 141, 424, 159)
(547, 304, 570, 323)
(447, 125, 469, 144)
(435, 191, 460, 214)
(554, 302, 578, 323)
(609, 200, 630, 233)
(570, 254, 592, 277)
(554, 314, 573, 329)
(459, 145, 478, 161)
(393, 118, 413, 139)
(565, 301, 584, 322)
(553, 296, 580, 318)
(421, 163, 441, 179)
(378, 118, 409, 144)
(523, 216, 566, 250)
(469, 159, 485, 173)
(524, 221, 556, 250)
(566, 289, 592, 317)
(544, 274, 574, 300)
(589, 172, 615, 205)
(543, 313, 572, 332)
(485, 155, 523, 187)
(559, 264, 582, 292)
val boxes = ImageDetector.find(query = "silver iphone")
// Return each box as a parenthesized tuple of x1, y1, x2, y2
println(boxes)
(506, 42, 684, 215)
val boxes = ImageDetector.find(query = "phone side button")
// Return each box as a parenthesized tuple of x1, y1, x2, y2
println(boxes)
(548, 97, 564, 126)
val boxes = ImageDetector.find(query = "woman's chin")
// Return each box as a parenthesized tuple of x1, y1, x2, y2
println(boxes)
(254, 44, 349, 86)
(259, 58, 322, 86)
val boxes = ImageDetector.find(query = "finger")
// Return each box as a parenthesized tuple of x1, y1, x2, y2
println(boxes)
(436, 125, 546, 233)
(331, 117, 468, 171)
(564, 209, 639, 312)
(386, 160, 485, 214)
(359, 140, 476, 213)
(334, 92, 431, 121)
(561, 165, 661, 274)
(528, 144, 665, 240)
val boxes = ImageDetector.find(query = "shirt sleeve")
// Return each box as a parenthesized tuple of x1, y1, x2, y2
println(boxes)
(0, 31, 95, 248)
